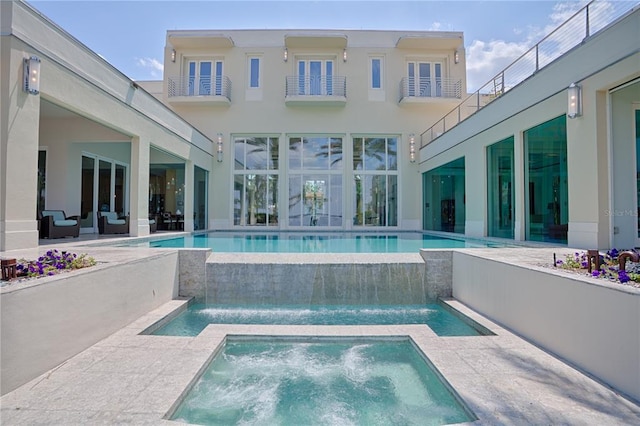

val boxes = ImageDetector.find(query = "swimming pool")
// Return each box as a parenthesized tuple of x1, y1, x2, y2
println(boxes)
(130, 231, 508, 252)
(169, 337, 476, 425)
(148, 303, 492, 337)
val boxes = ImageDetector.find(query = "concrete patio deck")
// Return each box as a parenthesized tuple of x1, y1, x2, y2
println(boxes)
(1, 234, 639, 424)
(1, 298, 639, 425)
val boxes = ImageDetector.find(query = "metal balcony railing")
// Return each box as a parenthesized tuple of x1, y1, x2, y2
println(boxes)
(285, 75, 346, 97)
(168, 75, 231, 100)
(399, 77, 462, 101)
(420, 0, 638, 147)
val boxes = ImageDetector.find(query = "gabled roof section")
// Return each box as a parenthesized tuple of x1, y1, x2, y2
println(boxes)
(168, 31, 235, 49)
(396, 33, 463, 50)
(284, 33, 348, 48)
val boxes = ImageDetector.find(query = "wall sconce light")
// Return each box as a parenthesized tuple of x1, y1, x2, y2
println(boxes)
(283, 48, 288, 62)
(171, 49, 176, 63)
(454, 50, 460, 64)
(567, 83, 582, 119)
(217, 133, 223, 162)
(343, 48, 347, 62)
(23, 56, 41, 95)
(409, 134, 416, 163)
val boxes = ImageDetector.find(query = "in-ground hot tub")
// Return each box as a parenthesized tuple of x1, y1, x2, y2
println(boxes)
(167, 336, 476, 425)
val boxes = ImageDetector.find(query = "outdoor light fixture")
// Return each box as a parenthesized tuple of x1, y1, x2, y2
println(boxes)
(454, 50, 460, 64)
(283, 48, 288, 62)
(217, 133, 223, 162)
(567, 83, 582, 119)
(409, 134, 416, 163)
(23, 56, 41, 95)
(343, 48, 347, 62)
(171, 49, 176, 63)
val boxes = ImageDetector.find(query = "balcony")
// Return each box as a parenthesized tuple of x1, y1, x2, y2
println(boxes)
(285, 75, 346, 106)
(167, 75, 231, 105)
(398, 77, 462, 104)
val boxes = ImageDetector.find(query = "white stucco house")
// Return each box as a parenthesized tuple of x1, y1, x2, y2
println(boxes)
(1, 0, 638, 251)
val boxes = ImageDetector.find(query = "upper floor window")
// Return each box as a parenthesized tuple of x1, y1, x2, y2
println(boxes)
(297, 59, 334, 95)
(249, 57, 261, 88)
(371, 57, 382, 89)
(407, 61, 442, 97)
(188, 59, 223, 96)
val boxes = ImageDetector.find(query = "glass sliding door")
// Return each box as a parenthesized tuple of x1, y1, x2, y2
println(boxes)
(234, 137, 279, 226)
(524, 115, 568, 243)
(288, 136, 343, 227)
(80, 156, 95, 230)
(423, 157, 465, 233)
(194, 166, 208, 231)
(81, 154, 128, 232)
(98, 160, 112, 214)
(487, 137, 515, 238)
(115, 164, 126, 215)
(37, 150, 47, 215)
(352, 137, 398, 227)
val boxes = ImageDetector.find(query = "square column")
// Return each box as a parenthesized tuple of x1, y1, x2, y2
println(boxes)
(1, 65, 40, 251)
(129, 136, 150, 236)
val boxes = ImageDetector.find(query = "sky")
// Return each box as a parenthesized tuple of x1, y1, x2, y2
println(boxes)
(28, 0, 594, 92)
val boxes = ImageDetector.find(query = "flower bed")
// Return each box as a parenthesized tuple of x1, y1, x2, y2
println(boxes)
(12, 249, 96, 280)
(555, 248, 640, 287)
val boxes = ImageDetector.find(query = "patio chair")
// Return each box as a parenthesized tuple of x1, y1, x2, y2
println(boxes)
(39, 210, 80, 239)
(161, 212, 175, 230)
(149, 215, 158, 233)
(97, 211, 129, 234)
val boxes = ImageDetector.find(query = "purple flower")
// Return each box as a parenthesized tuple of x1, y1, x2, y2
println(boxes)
(618, 271, 630, 284)
(591, 270, 601, 277)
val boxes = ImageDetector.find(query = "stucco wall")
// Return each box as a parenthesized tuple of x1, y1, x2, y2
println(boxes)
(0, 251, 180, 395)
(452, 251, 640, 403)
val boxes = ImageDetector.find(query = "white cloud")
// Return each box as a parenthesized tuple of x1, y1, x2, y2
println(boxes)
(465, 39, 529, 93)
(135, 57, 164, 78)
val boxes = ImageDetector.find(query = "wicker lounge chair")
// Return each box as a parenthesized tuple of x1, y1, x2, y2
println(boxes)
(97, 211, 129, 234)
(39, 210, 80, 239)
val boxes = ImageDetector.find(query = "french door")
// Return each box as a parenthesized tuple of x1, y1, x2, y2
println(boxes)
(188, 60, 223, 96)
(407, 61, 442, 97)
(297, 60, 334, 95)
(80, 154, 128, 232)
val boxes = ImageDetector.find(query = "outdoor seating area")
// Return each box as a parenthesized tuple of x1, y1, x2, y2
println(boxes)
(39, 210, 80, 239)
(97, 211, 129, 235)
(160, 212, 184, 231)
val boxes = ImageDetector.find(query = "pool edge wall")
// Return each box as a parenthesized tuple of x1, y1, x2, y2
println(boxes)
(0, 251, 180, 396)
(204, 253, 448, 305)
(452, 251, 640, 404)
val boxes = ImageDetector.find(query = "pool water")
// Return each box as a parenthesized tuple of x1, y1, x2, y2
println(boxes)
(151, 303, 490, 337)
(133, 232, 507, 252)
(170, 338, 475, 425)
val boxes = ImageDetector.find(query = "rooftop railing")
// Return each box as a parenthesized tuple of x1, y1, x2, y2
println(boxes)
(420, 0, 638, 147)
